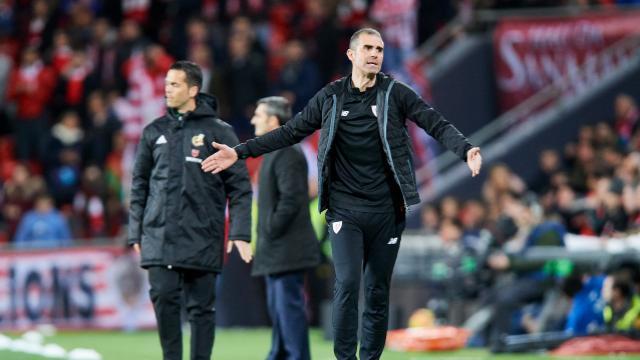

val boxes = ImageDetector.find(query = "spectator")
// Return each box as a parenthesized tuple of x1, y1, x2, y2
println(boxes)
(87, 17, 118, 91)
(531, 149, 563, 194)
(1, 163, 46, 240)
(83, 90, 122, 166)
(71, 165, 107, 239)
(439, 217, 465, 253)
(115, 19, 149, 94)
(104, 130, 126, 201)
(0, 39, 12, 118)
(480, 196, 566, 349)
(189, 43, 219, 96)
(562, 272, 606, 336)
(614, 94, 639, 148)
(603, 278, 640, 333)
(66, 2, 94, 48)
(440, 195, 461, 222)
(221, 32, 267, 139)
(174, 17, 213, 65)
(53, 48, 94, 116)
(6, 46, 56, 161)
(593, 122, 618, 150)
(49, 30, 72, 74)
(274, 39, 321, 114)
(420, 204, 440, 235)
(568, 140, 597, 193)
(22, 0, 56, 50)
(0, 0, 14, 36)
(460, 199, 487, 234)
(44, 111, 84, 206)
(13, 193, 72, 248)
(298, 0, 341, 84)
(482, 163, 526, 220)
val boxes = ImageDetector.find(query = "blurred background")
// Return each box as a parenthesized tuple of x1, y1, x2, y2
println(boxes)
(1, 0, 640, 358)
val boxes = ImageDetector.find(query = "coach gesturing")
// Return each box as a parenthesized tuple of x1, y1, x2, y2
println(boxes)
(202, 28, 482, 360)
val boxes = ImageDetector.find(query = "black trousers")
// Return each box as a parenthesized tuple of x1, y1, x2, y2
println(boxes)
(265, 271, 311, 360)
(326, 207, 405, 360)
(148, 266, 217, 360)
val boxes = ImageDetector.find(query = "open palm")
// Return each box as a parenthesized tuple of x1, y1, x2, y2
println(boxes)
(201, 142, 238, 174)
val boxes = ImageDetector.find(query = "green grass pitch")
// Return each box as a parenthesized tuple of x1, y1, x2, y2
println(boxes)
(2, 328, 640, 359)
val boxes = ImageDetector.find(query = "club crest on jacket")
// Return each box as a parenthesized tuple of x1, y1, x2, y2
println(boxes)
(192, 134, 205, 147)
(332, 221, 342, 234)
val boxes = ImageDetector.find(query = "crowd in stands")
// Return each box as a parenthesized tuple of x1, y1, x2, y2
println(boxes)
(0, 0, 461, 245)
(420, 93, 640, 347)
(0, 0, 635, 246)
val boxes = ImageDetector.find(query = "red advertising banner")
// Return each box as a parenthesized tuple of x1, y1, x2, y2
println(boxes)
(493, 11, 640, 113)
(0, 246, 156, 331)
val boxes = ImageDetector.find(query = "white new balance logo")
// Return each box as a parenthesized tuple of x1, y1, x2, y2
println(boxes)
(155, 135, 167, 144)
(387, 237, 398, 245)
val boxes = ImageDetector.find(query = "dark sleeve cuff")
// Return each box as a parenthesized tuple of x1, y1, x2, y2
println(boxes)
(127, 239, 140, 246)
(233, 143, 250, 159)
(462, 143, 474, 162)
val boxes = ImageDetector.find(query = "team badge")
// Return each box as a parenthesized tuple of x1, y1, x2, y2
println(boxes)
(332, 221, 343, 234)
(192, 134, 205, 147)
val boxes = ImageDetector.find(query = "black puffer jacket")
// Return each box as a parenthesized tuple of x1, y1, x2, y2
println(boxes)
(128, 94, 252, 272)
(235, 73, 472, 211)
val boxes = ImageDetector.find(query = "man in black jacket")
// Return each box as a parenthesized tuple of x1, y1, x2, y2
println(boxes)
(128, 61, 252, 360)
(251, 96, 321, 360)
(202, 29, 482, 360)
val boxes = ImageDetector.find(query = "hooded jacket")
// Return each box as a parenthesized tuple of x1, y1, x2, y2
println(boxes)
(128, 94, 252, 272)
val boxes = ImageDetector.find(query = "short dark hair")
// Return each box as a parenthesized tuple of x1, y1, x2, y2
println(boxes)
(349, 28, 382, 50)
(169, 61, 203, 92)
(257, 96, 292, 125)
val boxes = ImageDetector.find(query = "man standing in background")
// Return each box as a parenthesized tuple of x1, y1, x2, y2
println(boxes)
(129, 61, 252, 360)
(250, 96, 321, 360)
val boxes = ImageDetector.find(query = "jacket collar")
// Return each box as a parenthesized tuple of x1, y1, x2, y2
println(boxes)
(165, 93, 219, 121)
(327, 72, 392, 97)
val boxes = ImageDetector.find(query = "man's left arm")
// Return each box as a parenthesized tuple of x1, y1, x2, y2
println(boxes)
(398, 83, 482, 176)
(399, 83, 472, 161)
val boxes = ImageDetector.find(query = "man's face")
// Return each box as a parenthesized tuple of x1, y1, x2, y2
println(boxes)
(165, 69, 196, 110)
(347, 33, 384, 76)
(251, 103, 277, 136)
(22, 49, 38, 66)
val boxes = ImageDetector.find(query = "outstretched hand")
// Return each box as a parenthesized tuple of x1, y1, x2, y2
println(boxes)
(467, 147, 482, 177)
(201, 142, 238, 174)
(227, 240, 253, 263)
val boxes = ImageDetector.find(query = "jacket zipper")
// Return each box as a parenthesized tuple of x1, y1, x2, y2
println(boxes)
(318, 94, 338, 207)
(324, 95, 339, 159)
(380, 80, 408, 210)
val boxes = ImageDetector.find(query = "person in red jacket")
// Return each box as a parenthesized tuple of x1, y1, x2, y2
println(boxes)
(6, 46, 56, 161)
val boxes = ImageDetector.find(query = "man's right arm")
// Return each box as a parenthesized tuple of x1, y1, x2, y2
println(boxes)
(128, 129, 154, 247)
(235, 89, 327, 159)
